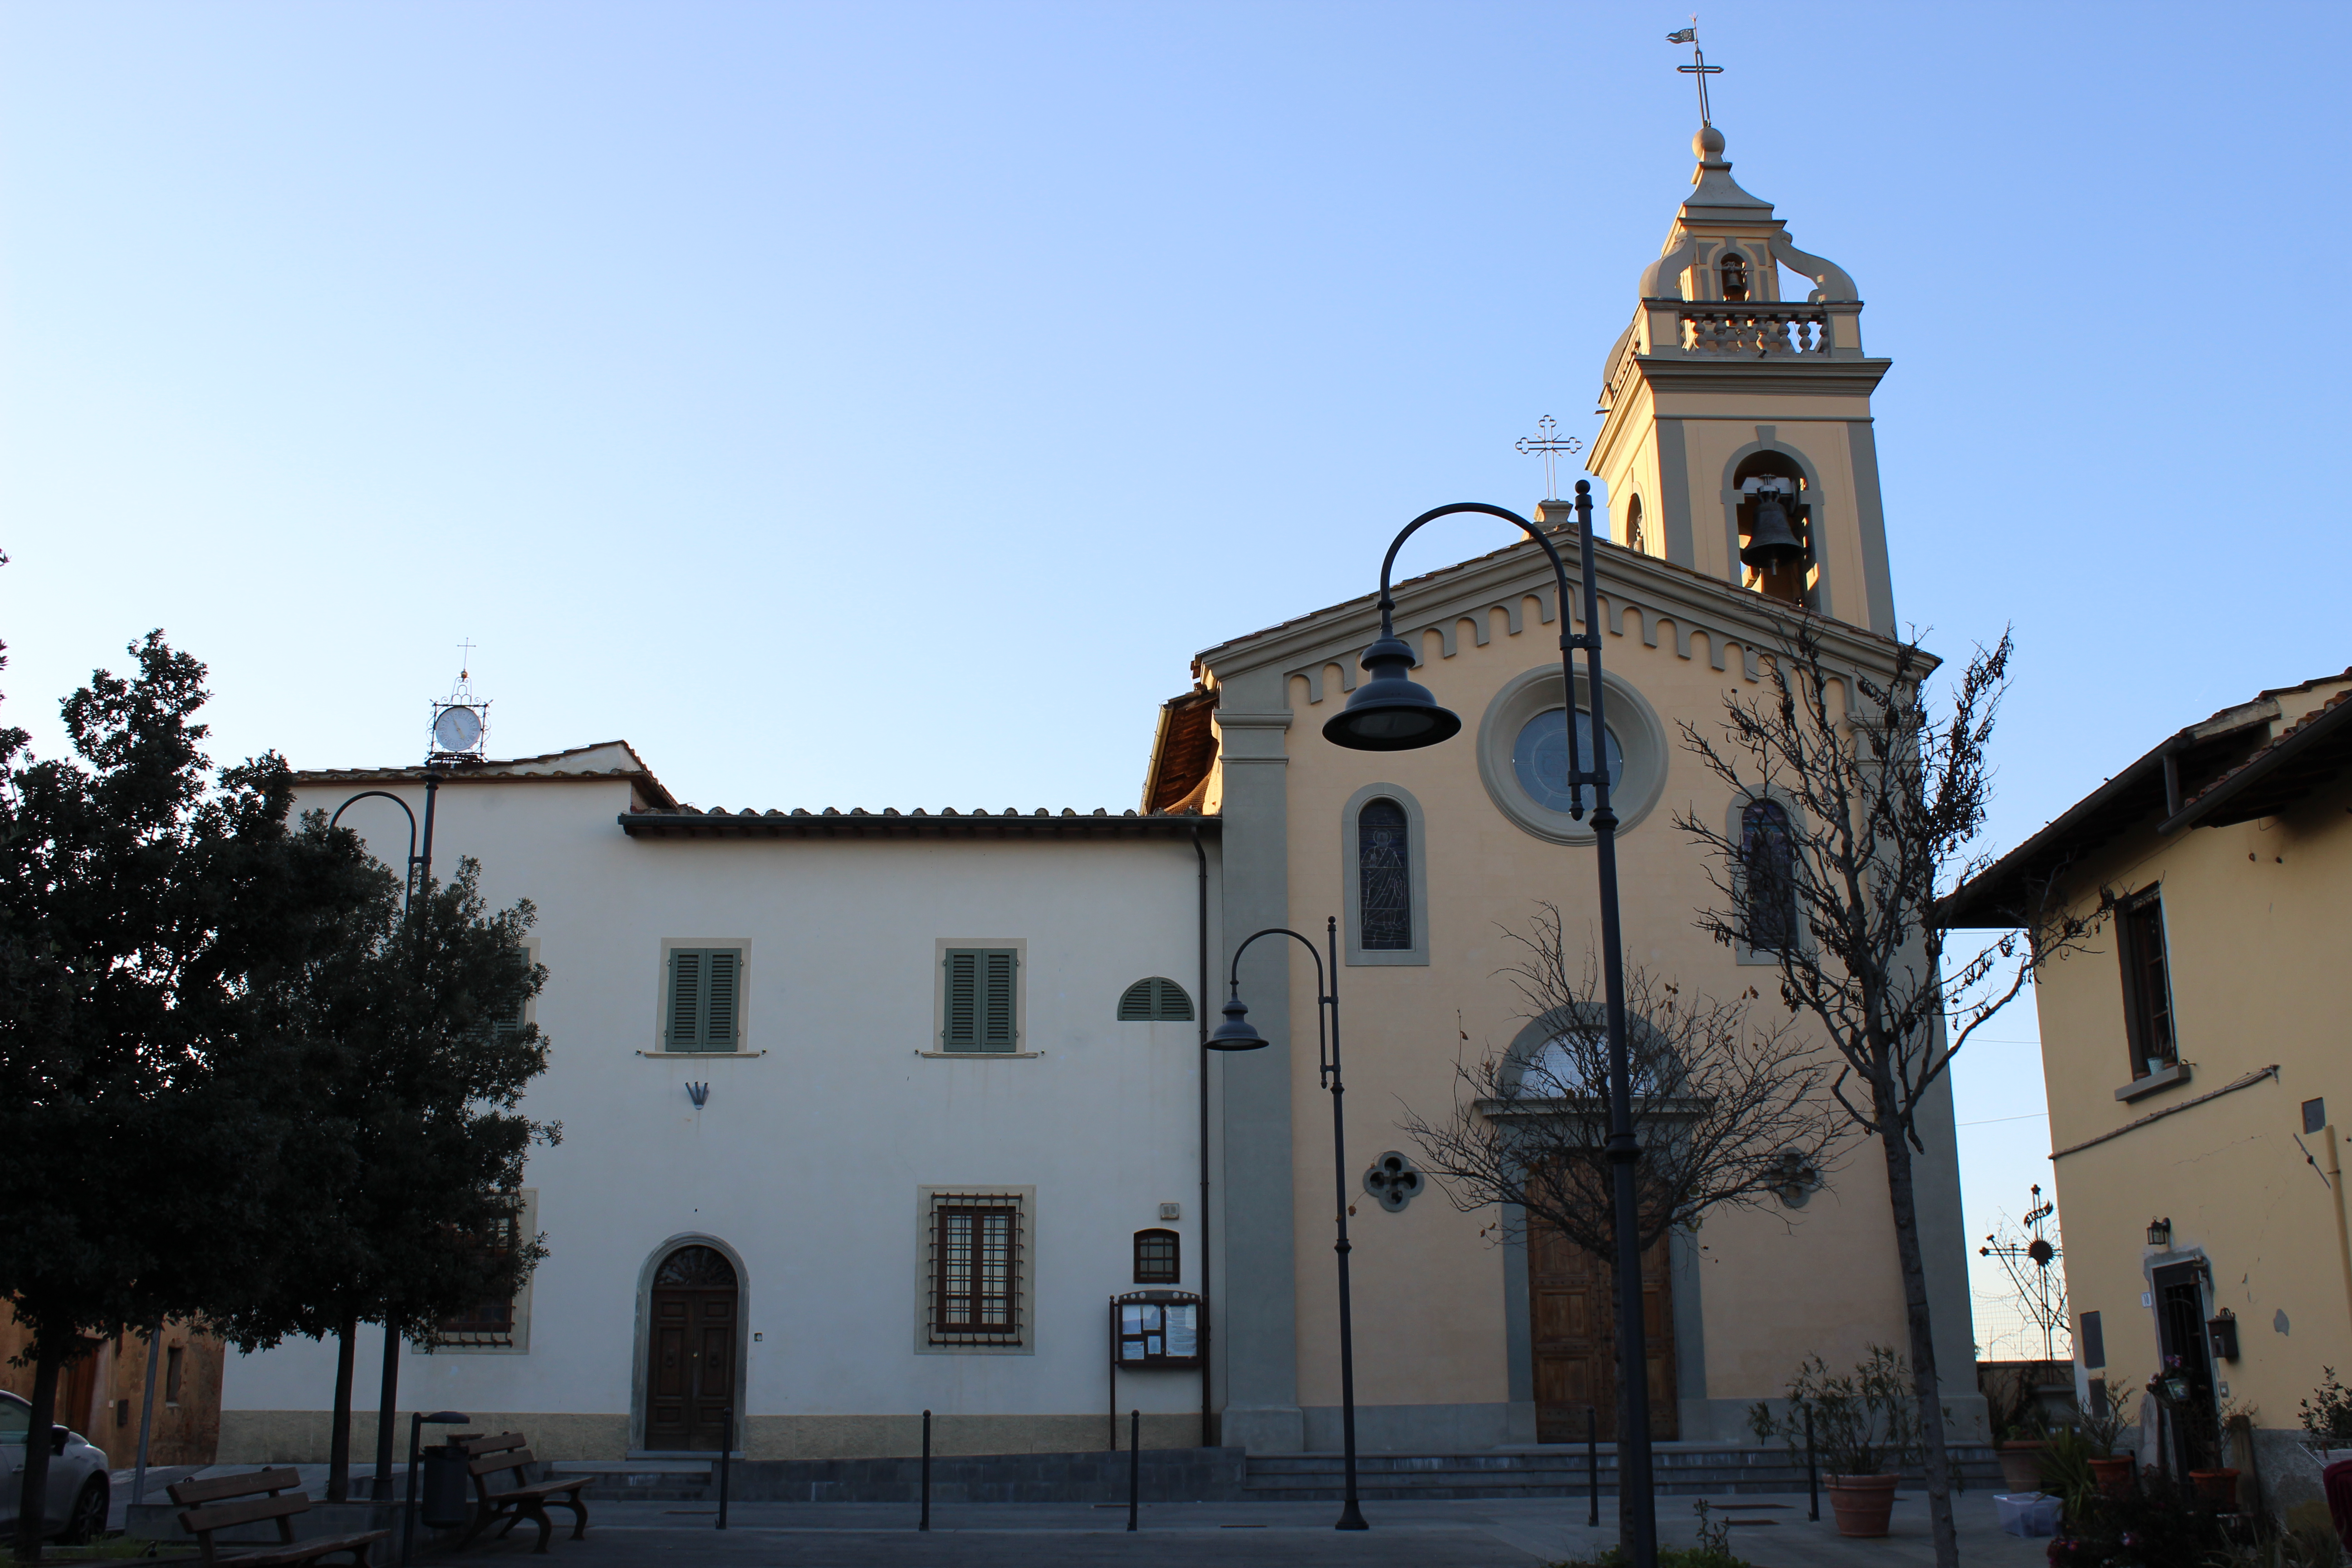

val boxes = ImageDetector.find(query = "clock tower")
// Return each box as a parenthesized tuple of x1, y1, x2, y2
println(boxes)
(1587, 123, 1898, 637)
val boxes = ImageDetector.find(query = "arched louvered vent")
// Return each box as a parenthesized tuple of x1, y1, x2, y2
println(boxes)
(1117, 976, 1194, 1022)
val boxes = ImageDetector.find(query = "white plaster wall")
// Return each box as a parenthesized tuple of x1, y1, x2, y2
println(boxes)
(230, 774, 1215, 1434)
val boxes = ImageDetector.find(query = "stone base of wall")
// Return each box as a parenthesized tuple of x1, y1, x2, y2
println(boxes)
(218, 1411, 1211, 1465)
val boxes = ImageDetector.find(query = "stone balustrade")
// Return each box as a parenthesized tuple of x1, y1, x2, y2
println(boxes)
(1679, 306, 1832, 356)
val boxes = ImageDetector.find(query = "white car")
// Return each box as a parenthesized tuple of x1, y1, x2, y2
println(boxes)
(0, 1391, 111, 1542)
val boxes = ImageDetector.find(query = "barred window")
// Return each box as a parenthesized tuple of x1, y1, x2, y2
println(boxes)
(1357, 799, 1411, 951)
(930, 1195, 1024, 1344)
(435, 1209, 519, 1348)
(1133, 1228, 1180, 1285)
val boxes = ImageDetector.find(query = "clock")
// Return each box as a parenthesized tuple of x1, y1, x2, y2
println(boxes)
(432, 704, 484, 753)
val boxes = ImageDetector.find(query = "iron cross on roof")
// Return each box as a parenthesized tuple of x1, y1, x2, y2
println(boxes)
(1514, 416, 1584, 501)
(1667, 24, 1722, 127)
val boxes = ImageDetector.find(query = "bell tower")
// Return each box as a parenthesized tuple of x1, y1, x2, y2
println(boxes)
(1586, 124, 1897, 636)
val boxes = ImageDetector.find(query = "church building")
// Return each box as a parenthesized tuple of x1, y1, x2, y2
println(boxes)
(219, 121, 1983, 1465)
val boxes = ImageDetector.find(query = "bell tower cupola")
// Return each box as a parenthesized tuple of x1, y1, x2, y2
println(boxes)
(1587, 124, 1898, 635)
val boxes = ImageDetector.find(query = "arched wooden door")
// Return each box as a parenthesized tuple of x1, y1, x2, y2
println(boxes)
(1528, 1219, 1677, 1443)
(645, 1245, 740, 1452)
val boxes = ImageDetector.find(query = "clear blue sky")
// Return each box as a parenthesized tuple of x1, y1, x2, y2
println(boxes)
(7, 1, 2345, 1357)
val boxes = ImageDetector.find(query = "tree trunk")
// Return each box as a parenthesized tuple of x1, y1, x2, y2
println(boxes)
(1877, 1083, 1960, 1568)
(12, 1350, 61, 1560)
(327, 1314, 358, 1503)
(372, 1321, 400, 1500)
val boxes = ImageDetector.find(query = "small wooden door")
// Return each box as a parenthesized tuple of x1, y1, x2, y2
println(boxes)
(645, 1245, 740, 1452)
(1529, 1218, 1677, 1443)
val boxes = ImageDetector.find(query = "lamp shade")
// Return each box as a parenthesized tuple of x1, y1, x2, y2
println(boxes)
(1206, 994, 1270, 1051)
(1323, 634, 1463, 752)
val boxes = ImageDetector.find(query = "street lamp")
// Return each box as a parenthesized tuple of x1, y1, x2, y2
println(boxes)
(1209, 919, 1368, 1533)
(327, 767, 449, 1502)
(1323, 483, 1659, 1566)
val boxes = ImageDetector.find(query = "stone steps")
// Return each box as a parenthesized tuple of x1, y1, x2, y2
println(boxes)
(1242, 1445, 2006, 1501)
(559, 1446, 1247, 1504)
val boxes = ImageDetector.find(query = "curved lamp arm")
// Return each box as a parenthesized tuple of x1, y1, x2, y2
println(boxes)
(329, 789, 421, 903)
(1221, 926, 1332, 1081)
(1369, 492, 1607, 815)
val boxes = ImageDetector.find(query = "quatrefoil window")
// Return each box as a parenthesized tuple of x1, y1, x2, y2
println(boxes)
(1363, 1152, 1425, 1213)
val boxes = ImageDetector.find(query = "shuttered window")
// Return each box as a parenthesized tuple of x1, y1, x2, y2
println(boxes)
(942, 949, 1019, 1051)
(667, 947, 744, 1051)
(1117, 976, 1193, 1022)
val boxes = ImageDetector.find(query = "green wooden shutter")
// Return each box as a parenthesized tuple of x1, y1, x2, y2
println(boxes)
(1117, 979, 1156, 1021)
(669, 950, 703, 1046)
(981, 951, 1017, 1048)
(943, 951, 979, 1047)
(1154, 978, 1191, 1021)
(944, 949, 1017, 1051)
(705, 950, 740, 1045)
(668, 948, 743, 1051)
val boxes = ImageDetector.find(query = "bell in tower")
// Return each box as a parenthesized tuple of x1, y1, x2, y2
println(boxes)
(1584, 121, 1898, 636)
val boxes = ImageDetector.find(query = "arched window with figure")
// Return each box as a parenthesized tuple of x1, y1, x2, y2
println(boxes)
(1624, 495, 1646, 555)
(1357, 799, 1411, 951)
(1719, 250, 1750, 302)
(1741, 798, 1798, 955)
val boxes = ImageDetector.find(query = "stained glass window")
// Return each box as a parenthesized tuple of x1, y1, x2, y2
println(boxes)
(1741, 799, 1797, 953)
(1358, 799, 1411, 951)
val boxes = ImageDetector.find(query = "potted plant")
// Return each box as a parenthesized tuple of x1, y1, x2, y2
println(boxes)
(1749, 1346, 1926, 1539)
(2076, 1380, 2137, 1498)
(1995, 1401, 2050, 1490)
(2299, 1367, 2352, 1466)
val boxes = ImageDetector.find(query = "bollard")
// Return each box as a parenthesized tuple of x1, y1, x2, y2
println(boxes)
(1587, 1405, 1600, 1528)
(919, 1409, 931, 1532)
(717, 1407, 731, 1530)
(1805, 1404, 1819, 1523)
(1127, 1410, 1140, 1532)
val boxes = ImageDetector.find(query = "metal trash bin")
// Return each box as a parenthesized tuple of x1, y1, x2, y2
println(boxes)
(421, 1442, 474, 1529)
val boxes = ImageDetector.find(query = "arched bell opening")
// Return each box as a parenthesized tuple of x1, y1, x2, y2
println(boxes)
(1730, 451, 1815, 608)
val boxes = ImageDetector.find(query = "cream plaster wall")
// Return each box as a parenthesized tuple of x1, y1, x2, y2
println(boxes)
(225, 775, 1218, 1460)
(2028, 720, 2352, 1441)
(1258, 571, 1934, 1428)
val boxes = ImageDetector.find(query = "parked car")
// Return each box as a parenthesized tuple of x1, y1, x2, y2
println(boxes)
(0, 1390, 111, 1542)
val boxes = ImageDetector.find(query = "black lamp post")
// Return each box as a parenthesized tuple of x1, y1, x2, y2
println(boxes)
(1208, 918, 1368, 1532)
(1322, 483, 1658, 1566)
(328, 766, 447, 1502)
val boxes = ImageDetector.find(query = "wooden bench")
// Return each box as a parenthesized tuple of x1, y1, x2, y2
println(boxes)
(454, 1432, 590, 1553)
(167, 1468, 389, 1568)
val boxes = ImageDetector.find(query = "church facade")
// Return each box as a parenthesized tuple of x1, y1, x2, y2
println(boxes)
(220, 123, 1983, 1462)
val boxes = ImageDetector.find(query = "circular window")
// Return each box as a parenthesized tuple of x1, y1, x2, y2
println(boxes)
(1475, 663, 1668, 843)
(1511, 710, 1624, 812)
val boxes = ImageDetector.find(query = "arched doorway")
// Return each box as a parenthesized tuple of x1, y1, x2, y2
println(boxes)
(644, 1244, 739, 1451)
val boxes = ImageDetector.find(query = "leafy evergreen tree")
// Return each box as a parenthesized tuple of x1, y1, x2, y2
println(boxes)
(0, 632, 381, 1556)
(211, 856, 555, 1501)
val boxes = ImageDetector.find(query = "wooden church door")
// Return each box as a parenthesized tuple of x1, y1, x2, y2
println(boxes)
(646, 1245, 740, 1452)
(1528, 1219, 1677, 1443)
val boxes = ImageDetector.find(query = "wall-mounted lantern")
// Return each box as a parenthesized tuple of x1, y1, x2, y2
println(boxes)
(2146, 1217, 2172, 1248)
(2206, 1309, 2240, 1362)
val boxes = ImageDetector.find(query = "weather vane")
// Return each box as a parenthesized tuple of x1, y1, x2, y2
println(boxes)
(1667, 23, 1721, 127)
(1514, 416, 1583, 501)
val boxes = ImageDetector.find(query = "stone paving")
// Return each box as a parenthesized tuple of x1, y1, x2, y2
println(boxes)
(428, 1494, 2054, 1566)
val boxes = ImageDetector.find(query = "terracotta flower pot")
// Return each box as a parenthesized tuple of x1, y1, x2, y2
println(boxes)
(2087, 1455, 2134, 1498)
(2189, 1466, 2241, 1507)
(1826, 1473, 1901, 1538)
(1996, 1440, 2048, 1491)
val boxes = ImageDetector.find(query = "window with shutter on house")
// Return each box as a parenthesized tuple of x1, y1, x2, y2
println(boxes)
(666, 947, 744, 1052)
(942, 949, 1019, 1052)
(1116, 976, 1194, 1022)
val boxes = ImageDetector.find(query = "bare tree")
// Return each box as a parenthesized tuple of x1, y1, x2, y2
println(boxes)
(1401, 904, 1841, 1552)
(1674, 619, 2090, 1568)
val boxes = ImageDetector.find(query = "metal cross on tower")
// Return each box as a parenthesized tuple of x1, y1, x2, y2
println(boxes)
(1980, 1183, 2068, 1362)
(1514, 416, 1584, 502)
(456, 637, 477, 680)
(1667, 24, 1722, 127)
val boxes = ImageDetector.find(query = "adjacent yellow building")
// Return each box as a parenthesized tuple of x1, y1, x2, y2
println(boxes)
(1945, 669, 2352, 1510)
